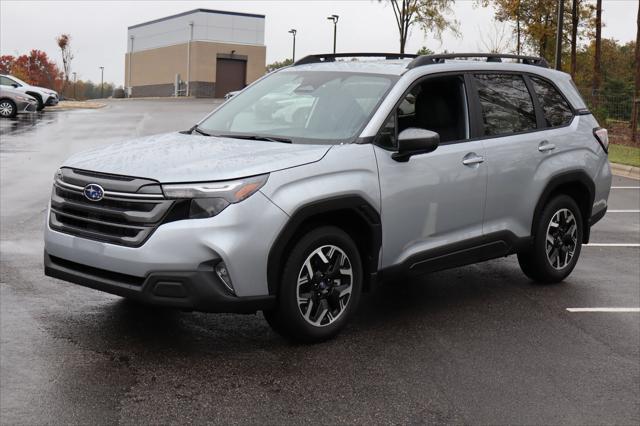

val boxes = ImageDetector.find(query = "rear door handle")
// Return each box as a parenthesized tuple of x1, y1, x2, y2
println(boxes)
(462, 153, 484, 166)
(538, 140, 556, 152)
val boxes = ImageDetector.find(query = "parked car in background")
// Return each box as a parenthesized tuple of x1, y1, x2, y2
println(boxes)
(0, 86, 38, 118)
(224, 90, 240, 100)
(0, 74, 59, 110)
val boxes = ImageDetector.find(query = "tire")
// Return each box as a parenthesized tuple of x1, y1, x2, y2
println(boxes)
(0, 99, 16, 118)
(264, 226, 363, 343)
(29, 93, 44, 111)
(518, 194, 583, 283)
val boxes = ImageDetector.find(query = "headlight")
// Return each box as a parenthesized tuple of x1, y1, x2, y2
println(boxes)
(161, 174, 268, 219)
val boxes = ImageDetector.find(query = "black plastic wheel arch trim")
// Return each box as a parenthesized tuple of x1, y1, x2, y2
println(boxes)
(266, 195, 382, 296)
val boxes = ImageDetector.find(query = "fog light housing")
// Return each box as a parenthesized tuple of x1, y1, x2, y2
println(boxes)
(215, 261, 234, 294)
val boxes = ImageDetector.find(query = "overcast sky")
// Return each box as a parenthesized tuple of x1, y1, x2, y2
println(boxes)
(1, 0, 637, 86)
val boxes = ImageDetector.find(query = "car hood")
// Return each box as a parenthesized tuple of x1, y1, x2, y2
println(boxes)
(33, 86, 57, 95)
(62, 132, 331, 183)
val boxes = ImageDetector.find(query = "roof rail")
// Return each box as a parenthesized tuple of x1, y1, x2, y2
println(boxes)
(406, 53, 549, 69)
(294, 52, 418, 66)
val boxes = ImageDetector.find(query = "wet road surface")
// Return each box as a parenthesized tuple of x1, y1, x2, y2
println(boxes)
(1, 99, 639, 425)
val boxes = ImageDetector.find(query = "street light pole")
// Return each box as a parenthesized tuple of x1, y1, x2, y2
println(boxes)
(99, 66, 104, 98)
(327, 15, 339, 54)
(288, 29, 297, 62)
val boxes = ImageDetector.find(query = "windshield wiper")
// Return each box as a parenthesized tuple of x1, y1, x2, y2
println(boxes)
(183, 124, 212, 137)
(217, 134, 292, 144)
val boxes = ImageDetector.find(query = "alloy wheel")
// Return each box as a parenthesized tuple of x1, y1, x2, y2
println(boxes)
(296, 244, 353, 327)
(0, 101, 14, 117)
(545, 208, 578, 270)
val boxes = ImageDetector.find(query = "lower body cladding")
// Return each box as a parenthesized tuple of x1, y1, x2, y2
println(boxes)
(44, 191, 288, 313)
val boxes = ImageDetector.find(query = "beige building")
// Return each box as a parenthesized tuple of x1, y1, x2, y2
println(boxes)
(125, 9, 267, 98)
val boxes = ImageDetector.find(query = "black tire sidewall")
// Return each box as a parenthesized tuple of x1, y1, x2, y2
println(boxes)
(533, 195, 583, 282)
(275, 226, 363, 342)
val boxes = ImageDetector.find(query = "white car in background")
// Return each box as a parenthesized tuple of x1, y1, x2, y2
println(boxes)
(0, 74, 59, 110)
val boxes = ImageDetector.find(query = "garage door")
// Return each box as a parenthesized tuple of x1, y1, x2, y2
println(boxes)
(215, 58, 247, 98)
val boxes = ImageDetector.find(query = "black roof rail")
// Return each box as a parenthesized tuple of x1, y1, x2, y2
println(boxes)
(294, 52, 418, 66)
(406, 53, 549, 69)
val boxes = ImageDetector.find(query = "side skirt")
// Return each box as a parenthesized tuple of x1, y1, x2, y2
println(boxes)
(378, 231, 531, 282)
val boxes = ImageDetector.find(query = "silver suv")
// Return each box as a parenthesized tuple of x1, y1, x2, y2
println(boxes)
(44, 53, 611, 342)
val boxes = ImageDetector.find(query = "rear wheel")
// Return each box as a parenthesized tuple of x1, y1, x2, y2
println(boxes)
(264, 226, 362, 343)
(0, 99, 16, 118)
(518, 195, 583, 283)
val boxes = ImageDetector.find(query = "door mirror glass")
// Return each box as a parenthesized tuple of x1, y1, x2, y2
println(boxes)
(392, 128, 440, 162)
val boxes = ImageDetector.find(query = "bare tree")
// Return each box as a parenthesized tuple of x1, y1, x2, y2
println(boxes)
(570, 0, 578, 77)
(478, 20, 515, 53)
(56, 34, 73, 94)
(383, 0, 458, 54)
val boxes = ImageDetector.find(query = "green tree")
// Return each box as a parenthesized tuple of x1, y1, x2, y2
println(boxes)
(416, 46, 434, 55)
(382, 0, 459, 54)
(266, 58, 293, 72)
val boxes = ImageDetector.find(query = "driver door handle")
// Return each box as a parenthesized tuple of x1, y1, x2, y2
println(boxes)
(538, 140, 556, 152)
(462, 153, 484, 166)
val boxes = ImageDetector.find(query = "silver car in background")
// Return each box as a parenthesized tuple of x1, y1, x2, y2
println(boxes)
(0, 86, 38, 118)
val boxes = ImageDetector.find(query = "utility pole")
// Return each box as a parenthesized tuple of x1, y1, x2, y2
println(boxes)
(128, 35, 134, 97)
(288, 29, 297, 62)
(327, 15, 339, 54)
(187, 21, 193, 96)
(99, 66, 104, 98)
(72, 72, 77, 99)
(554, 0, 564, 70)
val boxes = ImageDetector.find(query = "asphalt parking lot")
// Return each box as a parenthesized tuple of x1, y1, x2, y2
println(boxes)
(1, 99, 638, 425)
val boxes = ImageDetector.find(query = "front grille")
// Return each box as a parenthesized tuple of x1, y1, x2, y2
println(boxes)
(49, 168, 174, 247)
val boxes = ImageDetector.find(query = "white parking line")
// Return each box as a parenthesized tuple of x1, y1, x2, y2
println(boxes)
(606, 210, 640, 213)
(567, 308, 640, 313)
(585, 243, 640, 247)
(611, 186, 640, 189)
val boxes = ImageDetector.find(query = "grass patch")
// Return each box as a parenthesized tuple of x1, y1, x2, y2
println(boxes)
(609, 144, 640, 168)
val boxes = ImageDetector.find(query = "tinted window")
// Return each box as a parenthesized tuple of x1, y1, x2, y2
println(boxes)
(530, 76, 573, 127)
(0, 76, 15, 86)
(376, 74, 468, 149)
(474, 74, 536, 136)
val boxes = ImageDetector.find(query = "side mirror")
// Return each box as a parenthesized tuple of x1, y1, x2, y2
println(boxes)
(392, 128, 440, 162)
(11, 83, 19, 88)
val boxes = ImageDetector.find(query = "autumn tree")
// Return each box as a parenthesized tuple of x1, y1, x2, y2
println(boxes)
(1, 50, 62, 89)
(382, 0, 459, 54)
(56, 34, 74, 93)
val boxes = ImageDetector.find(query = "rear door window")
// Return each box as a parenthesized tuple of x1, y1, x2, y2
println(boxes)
(530, 76, 574, 127)
(473, 74, 537, 136)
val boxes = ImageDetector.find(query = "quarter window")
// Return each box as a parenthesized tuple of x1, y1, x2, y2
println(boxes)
(473, 74, 537, 136)
(530, 76, 574, 127)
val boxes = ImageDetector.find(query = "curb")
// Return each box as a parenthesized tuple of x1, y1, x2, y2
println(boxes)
(611, 162, 640, 180)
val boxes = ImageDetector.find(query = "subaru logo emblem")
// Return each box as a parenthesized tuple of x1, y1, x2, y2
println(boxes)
(83, 183, 104, 202)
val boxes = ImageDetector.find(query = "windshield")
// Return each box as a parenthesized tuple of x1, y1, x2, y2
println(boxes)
(198, 70, 397, 144)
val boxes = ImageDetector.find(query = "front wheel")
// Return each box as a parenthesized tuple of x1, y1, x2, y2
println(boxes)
(264, 226, 363, 343)
(518, 195, 583, 283)
(0, 99, 16, 118)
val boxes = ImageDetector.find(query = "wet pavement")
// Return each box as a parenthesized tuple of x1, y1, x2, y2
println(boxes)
(1, 99, 639, 425)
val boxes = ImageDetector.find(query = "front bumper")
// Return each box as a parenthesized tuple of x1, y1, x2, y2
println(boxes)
(44, 190, 290, 298)
(45, 95, 59, 106)
(44, 252, 275, 313)
(17, 99, 37, 114)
